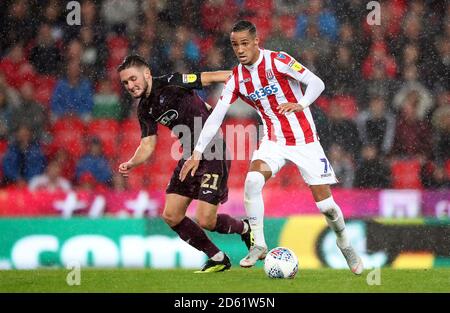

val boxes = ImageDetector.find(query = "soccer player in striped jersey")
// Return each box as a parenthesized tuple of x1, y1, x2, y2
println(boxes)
(180, 20, 363, 275)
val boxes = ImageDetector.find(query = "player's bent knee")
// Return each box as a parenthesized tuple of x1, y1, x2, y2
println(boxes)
(316, 196, 340, 220)
(244, 171, 266, 198)
(197, 217, 216, 231)
(162, 210, 184, 227)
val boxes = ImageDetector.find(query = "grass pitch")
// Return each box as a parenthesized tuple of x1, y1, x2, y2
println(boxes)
(1, 268, 450, 293)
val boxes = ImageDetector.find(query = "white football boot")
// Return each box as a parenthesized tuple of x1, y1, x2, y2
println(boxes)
(239, 245, 268, 268)
(337, 241, 364, 275)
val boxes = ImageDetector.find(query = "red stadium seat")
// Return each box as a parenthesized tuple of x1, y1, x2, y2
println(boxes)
(51, 116, 86, 158)
(87, 119, 120, 158)
(34, 75, 57, 107)
(391, 159, 423, 189)
(0, 140, 7, 157)
(118, 118, 142, 159)
(331, 95, 358, 119)
(444, 159, 450, 178)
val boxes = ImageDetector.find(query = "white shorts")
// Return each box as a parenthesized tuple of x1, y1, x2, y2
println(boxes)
(251, 140, 338, 185)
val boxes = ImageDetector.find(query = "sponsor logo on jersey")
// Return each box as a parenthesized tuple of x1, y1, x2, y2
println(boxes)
(156, 109, 179, 126)
(276, 53, 286, 59)
(289, 61, 305, 73)
(266, 69, 274, 80)
(182, 74, 197, 84)
(246, 84, 279, 102)
(239, 78, 251, 84)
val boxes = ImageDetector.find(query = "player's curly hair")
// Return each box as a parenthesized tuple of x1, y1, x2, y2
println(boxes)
(117, 54, 150, 72)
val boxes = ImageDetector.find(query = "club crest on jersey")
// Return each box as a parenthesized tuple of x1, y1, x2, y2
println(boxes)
(266, 69, 275, 80)
(156, 109, 179, 126)
(247, 84, 279, 102)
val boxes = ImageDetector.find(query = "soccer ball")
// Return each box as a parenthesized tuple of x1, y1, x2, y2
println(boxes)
(264, 247, 299, 279)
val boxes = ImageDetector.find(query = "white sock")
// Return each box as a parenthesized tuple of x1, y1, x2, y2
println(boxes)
(316, 196, 350, 248)
(211, 251, 224, 261)
(244, 171, 267, 248)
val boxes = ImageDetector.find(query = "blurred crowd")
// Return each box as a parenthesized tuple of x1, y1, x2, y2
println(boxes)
(0, 0, 449, 192)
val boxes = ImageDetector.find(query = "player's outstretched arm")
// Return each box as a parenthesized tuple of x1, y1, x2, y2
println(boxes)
(119, 135, 157, 177)
(200, 71, 232, 86)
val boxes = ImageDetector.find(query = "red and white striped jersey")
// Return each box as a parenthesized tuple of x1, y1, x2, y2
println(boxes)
(221, 48, 319, 146)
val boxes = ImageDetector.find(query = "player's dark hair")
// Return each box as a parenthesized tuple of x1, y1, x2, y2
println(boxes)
(231, 20, 257, 36)
(117, 54, 150, 72)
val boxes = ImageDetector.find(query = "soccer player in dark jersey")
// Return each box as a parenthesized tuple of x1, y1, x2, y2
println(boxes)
(117, 55, 253, 273)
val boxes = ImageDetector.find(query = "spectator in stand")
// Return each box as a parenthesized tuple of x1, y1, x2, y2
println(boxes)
(77, 171, 98, 191)
(295, 0, 339, 42)
(41, 0, 65, 43)
(101, 0, 138, 34)
(29, 22, 62, 76)
(65, 39, 84, 64)
(328, 143, 355, 188)
(327, 100, 361, 159)
(0, 0, 37, 52)
(10, 82, 47, 140)
(0, 72, 21, 108)
(338, 22, 364, 63)
(264, 16, 297, 56)
(431, 92, 450, 165)
(324, 45, 360, 96)
(393, 65, 433, 120)
(360, 62, 400, 109)
(79, 26, 107, 82)
(356, 96, 396, 156)
(52, 147, 76, 181)
(28, 160, 72, 192)
(0, 87, 13, 140)
(391, 91, 433, 160)
(92, 79, 122, 120)
(75, 137, 112, 186)
(427, 25, 450, 91)
(2, 125, 46, 186)
(274, 0, 301, 15)
(354, 145, 391, 189)
(362, 42, 398, 81)
(421, 163, 450, 189)
(51, 60, 94, 120)
(301, 22, 332, 60)
(0, 43, 37, 90)
(399, 43, 421, 76)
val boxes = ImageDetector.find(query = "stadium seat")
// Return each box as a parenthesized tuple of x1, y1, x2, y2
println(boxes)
(330, 95, 358, 119)
(34, 75, 57, 107)
(391, 159, 423, 189)
(0, 140, 7, 157)
(117, 119, 141, 159)
(51, 116, 86, 158)
(87, 119, 120, 158)
(244, 0, 274, 12)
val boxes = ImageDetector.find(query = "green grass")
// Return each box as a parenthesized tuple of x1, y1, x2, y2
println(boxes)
(1, 268, 449, 293)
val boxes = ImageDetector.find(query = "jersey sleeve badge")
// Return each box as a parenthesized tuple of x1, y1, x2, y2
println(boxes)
(182, 74, 198, 84)
(289, 60, 305, 73)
